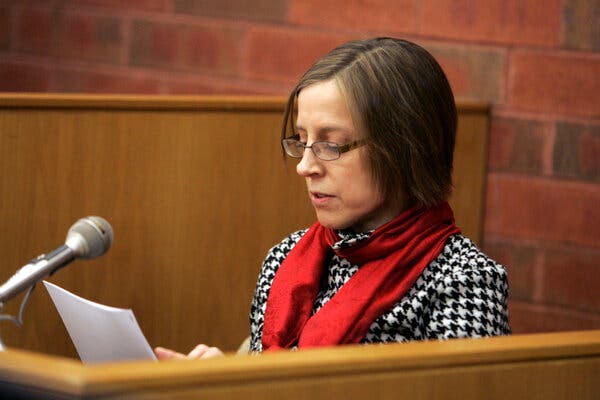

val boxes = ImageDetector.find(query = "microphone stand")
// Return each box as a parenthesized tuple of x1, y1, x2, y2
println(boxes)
(0, 254, 58, 351)
(0, 283, 37, 352)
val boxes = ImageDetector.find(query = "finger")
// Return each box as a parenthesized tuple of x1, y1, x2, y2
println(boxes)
(200, 347, 224, 359)
(187, 344, 210, 359)
(154, 346, 186, 360)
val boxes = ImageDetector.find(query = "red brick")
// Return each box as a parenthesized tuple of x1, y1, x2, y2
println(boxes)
(542, 248, 600, 311)
(426, 42, 505, 102)
(15, 7, 123, 63)
(508, 51, 600, 118)
(509, 300, 600, 334)
(485, 175, 600, 248)
(488, 118, 516, 170)
(52, 68, 160, 93)
(63, 0, 171, 12)
(580, 126, 600, 177)
(421, 0, 562, 46)
(174, 0, 287, 22)
(14, 7, 51, 49)
(0, 62, 49, 91)
(245, 27, 351, 83)
(554, 122, 600, 182)
(488, 117, 552, 174)
(130, 20, 244, 75)
(562, 0, 600, 51)
(164, 78, 287, 95)
(165, 80, 239, 95)
(288, 0, 417, 33)
(484, 241, 537, 301)
(0, 6, 10, 50)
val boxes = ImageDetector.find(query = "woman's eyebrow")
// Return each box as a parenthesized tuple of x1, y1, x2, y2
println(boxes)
(295, 124, 353, 139)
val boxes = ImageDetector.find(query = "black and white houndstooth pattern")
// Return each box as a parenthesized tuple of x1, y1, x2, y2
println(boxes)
(249, 229, 510, 352)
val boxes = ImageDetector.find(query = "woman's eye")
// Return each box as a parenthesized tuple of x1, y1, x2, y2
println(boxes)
(292, 132, 306, 141)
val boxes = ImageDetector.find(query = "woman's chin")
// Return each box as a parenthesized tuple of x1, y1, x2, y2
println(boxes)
(316, 216, 352, 231)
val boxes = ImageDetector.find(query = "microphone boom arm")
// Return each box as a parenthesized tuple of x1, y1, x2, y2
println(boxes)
(0, 245, 74, 304)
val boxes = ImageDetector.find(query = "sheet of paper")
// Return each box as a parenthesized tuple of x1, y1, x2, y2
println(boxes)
(43, 281, 157, 364)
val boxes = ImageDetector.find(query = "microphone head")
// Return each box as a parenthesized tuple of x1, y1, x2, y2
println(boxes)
(65, 216, 114, 259)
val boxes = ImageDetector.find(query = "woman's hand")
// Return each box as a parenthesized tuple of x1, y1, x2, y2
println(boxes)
(154, 344, 224, 360)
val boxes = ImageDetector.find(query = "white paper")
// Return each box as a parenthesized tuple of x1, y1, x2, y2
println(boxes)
(43, 281, 157, 364)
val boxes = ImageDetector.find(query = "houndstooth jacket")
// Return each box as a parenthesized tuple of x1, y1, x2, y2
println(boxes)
(249, 230, 511, 352)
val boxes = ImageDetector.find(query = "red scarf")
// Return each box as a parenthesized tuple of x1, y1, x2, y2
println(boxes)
(262, 202, 460, 350)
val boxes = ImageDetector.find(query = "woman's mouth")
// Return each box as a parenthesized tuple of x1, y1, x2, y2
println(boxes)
(310, 191, 334, 205)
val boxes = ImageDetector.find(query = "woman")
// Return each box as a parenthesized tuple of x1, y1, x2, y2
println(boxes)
(155, 37, 510, 359)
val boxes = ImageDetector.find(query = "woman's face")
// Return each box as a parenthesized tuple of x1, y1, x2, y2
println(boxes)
(295, 79, 398, 232)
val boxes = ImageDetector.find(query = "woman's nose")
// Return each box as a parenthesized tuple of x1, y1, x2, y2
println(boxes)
(296, 146, 323, 177)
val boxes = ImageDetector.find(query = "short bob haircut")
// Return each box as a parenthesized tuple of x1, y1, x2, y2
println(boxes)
(281, 37, 457, 209)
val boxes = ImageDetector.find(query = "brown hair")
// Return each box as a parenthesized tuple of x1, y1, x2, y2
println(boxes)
(281, 37, 457, 208)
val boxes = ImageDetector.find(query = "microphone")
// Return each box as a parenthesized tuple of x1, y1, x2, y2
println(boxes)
(0, 216, 113, 303)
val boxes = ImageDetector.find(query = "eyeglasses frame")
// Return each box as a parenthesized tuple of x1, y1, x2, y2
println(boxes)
(281, 135, 366, 161)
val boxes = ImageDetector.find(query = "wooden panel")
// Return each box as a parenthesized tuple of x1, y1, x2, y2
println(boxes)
(0, 330, 599, 399)
(0, 94, 488, 358)
(450, 106, 489, 243)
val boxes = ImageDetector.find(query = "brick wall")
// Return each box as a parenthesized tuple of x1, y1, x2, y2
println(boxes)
(1, 0, 599, 334)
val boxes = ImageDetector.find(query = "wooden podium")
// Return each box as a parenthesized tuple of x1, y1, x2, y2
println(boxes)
(1, 330, 599, 399)
(0, 95, 599, 398)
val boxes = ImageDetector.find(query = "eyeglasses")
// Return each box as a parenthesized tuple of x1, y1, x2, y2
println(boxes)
(281, 136, 366, 161)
